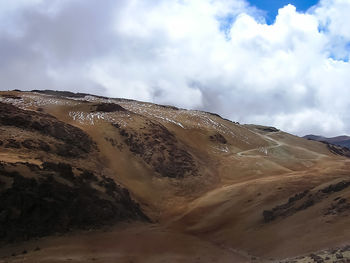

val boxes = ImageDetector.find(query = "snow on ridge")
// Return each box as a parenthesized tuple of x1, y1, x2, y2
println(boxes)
(1, 92, 251, 146)
(119, 101, 186, 129)
(21, 94, 75, 107)
(185, 110, 254, 145)
(0, 94, 74, 109)
(69, 111, 131, 127)
(0, 96, 25, 108)
(155, 115, 185, 128)
(67, 95, 119, 104)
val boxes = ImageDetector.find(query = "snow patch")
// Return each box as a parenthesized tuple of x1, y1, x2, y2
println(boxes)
(69, 111, 131, 126)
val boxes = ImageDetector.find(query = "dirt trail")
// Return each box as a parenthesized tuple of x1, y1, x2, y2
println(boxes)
(237, 131, 327, 160)
(1, 91, 349, 262)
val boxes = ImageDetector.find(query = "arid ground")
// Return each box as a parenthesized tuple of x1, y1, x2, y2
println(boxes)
(0, 90, 349, 262)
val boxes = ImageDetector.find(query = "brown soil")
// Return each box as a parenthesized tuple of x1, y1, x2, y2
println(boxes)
(0, 90, 349, 262)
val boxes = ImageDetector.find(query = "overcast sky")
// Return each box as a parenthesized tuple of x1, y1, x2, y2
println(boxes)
(0, 0, 350, 136)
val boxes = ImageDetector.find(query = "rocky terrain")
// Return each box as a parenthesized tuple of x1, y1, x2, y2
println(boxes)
(0, 161, 147, 243)
(279, 245, 350, 263)
(0, 90, 349, 262)
(0, 100, 148, 244)
(304, 134, 350, 151)
(263, 180, 350, 222)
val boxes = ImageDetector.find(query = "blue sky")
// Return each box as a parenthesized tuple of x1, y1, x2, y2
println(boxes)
(248, 0, 319, 23)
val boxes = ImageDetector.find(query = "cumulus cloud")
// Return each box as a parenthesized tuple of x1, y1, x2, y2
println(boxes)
(0, 0, 350, 136)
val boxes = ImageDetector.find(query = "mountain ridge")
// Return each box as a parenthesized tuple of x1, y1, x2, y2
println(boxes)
(0, 90, 349, 262)
(304, 134, 350, 149)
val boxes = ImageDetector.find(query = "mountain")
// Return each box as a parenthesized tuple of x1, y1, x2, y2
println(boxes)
(304, 134, 350, 149)
(0, 90, 349, 263)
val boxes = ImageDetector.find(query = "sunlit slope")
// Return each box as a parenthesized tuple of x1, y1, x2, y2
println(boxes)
(1, 90, 349, 261)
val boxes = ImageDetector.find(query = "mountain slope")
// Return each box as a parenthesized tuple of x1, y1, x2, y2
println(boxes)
(0, 90, 349, 262)
(304, 134, 350, 149)
(0, 101, 148, 243)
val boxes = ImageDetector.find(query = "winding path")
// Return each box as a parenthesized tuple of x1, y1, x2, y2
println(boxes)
(236, 131, 327, 160)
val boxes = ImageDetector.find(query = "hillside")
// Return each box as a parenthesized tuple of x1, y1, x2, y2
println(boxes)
(304, 134, 350, 149)
(0, 90, 349, 263)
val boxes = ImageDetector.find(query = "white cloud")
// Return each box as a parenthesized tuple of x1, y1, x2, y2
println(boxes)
(273, 110, 346, 136)
(0, 0, 350, 136)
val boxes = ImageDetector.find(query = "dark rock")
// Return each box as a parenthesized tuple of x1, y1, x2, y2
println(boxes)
(341, 245, 350, 252)
(321, 181, 350, 194)
(80, 170, 98, 182)
(156, 104, 179, 110)
(21, 139, 51, 152)
(310, 253, 324, 263)
(338, 198, 346, 204)
(209, 133, 227, 144)
(297, 199, 314, 210)
(1, 94, 21, 100)
(256, 126, 279, 132)
(317, 141, 350, 157)
(31, 90, 88, 98)
(21, 139, 36, 149)
(112, 123, 120, 129)
(0, 162, 148, 243)
(0, 102, 96, 157)
(265, 180, 350, 222)
(263, 190, 310, 222)
(5, 139, 21, 149)
(38, 140, 51, 152)
(55, 143, 82, 157)
(42, 162, 75, 181)
(325, 143, 350, 158)
(113, 121, 198, 178)
(93, 103, 126, 112)
(288, 190, 309, 203)
(263, 210, 274, 222)
(336, 253, 343, 259)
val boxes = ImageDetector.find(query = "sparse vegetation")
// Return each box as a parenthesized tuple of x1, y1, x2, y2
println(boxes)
(0, 91, 349, 262)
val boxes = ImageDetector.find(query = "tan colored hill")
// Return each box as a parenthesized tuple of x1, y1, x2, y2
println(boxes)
(0, 90, 349, 263)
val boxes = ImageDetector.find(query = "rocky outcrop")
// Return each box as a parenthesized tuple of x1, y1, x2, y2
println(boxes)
(93, 103, 127, 112)
(21, 139, 51, 152)
(0, 94, 22, 100)
(257, 126, 279, 132)
(0, 162, 148, 243)
(263, 190, 310, 222)
(325, 197, 350, 216)
(209, 133, 227, 144)
(0, 102, 96, 157)
(113, 121, 198, 178)
(31, 90, 88, 98)
(321, 181, 350, 193)
(279, 245, 350, 263)
(326, 143, 350, 157)
(263, 181, 350, 222)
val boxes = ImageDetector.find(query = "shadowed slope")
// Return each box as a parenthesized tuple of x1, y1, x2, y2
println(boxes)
(0, 90, 349, 262)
